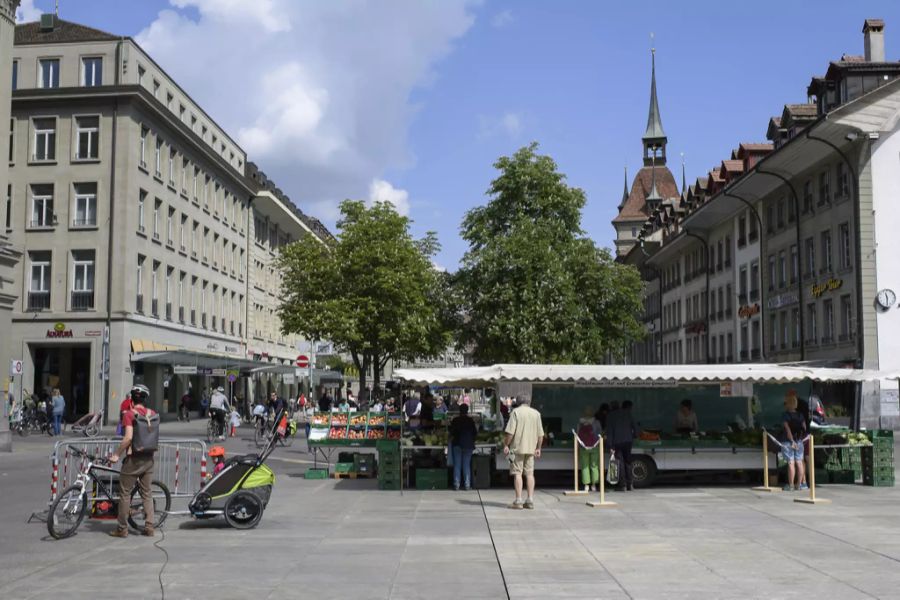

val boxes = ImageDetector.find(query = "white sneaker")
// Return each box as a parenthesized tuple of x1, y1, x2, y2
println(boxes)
(583, 484, 590, 492)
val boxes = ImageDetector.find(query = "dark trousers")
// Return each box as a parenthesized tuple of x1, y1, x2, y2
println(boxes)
(613, 442, 633, 487)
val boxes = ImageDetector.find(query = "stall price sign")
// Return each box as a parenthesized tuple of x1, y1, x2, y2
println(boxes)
(296, 355, 310, 368)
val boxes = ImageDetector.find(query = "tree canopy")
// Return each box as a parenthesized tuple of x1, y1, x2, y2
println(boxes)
(277, 200, 451, 393)
(456, 143, 645, 364)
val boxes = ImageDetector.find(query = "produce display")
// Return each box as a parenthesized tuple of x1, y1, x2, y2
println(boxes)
(350, 414, 367, 426)
(329, 427, 347, 439)
(307, 412, 406, 446)
(368, 414, 385, 426)
(388, 429, 401, 440)
(311, 414, 330, 426)
(367, 429, 385, 439)
(388, 416, 402, 427)
(348, 428, 365, 440)
(332, 413, 348, 426)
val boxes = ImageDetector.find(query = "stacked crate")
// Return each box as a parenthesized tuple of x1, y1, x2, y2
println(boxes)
(821, 446, 862, 484)
(377, 440, 401, 490)
(863, 430, 895, 487)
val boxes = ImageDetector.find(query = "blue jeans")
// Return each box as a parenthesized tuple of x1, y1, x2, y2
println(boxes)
(452, 446, 473, 489)
(52, 413, 62, 435)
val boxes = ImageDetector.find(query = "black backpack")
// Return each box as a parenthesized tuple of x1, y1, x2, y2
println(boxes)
(131, 408, 160, 453)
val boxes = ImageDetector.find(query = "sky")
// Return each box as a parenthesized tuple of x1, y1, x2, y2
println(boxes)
(17, 0, 900, 270)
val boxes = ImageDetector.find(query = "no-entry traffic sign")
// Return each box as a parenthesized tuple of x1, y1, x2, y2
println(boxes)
(296, 354, 309, 368)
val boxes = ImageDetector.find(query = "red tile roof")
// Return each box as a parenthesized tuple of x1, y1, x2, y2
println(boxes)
(721, 159, 744, 174)
(612, 165, 680, 223)
(738, 142, 774, 153)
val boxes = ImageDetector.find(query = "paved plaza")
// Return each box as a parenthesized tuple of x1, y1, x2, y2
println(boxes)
(2, 424, 900, 600)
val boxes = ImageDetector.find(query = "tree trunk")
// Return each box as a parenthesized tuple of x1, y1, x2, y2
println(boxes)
(352, 350, 367, 399)
(360, 353, 371, 400)
(372, 352, 381, 399)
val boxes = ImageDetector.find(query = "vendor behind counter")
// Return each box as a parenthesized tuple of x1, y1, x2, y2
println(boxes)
(674, 399, 699, 434)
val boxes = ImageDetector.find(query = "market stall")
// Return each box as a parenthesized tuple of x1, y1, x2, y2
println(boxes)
(394, 363, 897, 487)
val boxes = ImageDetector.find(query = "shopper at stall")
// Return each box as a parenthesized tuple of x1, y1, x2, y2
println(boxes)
(405, 393, 422, 430)
(434, 396, 447, 418)
(782, 391, 809, 492)
(450, 404, 478, 490)
(674, 399, 699, 434)
(503, 394, 544, 509)
(50, 388, 65, 436)
(578, 407, 600, 492)
(606, 400, 637, 491)
(593, 403, 609, 435)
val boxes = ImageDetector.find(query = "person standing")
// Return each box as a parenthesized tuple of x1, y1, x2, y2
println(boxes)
(450, 404, 478, 490)
(109, 384, 158, 537)
(50, 388, 65, 436)
(179, 390, 192, 422)
(117, 393, 134, 435)
(577, 407, 600, 492)
(781, 391, 809, 492)
(502, 394, 544, 510)
(606, 400, 637, 491)
(199, 387, 210, 418)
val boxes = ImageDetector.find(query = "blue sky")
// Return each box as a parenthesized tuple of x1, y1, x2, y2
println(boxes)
(19, 1, 900, 269)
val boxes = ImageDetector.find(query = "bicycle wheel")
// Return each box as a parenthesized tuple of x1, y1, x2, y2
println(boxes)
(254, 423, 267, 448)
(206, 419, 215, 443)
(85, 422, 100, 438)
(47, 484, 87, 540)
(127, 480, 171, 531)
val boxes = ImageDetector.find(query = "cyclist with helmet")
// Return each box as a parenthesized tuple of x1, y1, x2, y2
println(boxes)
(109, 384, 157, 538)
(209, 386, 230, 441)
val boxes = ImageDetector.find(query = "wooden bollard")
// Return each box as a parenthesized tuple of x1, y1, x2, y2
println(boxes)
(752, 430, 780, 492)
(795, 435, 830, 504)
(564, 434, 588, 496)
(587, 434, 617, 508)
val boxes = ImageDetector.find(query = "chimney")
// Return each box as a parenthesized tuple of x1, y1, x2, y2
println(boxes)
(39, 13, 57, 32)
(864, 19, 885, 62)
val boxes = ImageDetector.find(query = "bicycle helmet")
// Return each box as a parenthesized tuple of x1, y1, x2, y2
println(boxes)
(217, 386, 225, 393)
(131, 384, 151, 403)
(208, 445, 225, 458)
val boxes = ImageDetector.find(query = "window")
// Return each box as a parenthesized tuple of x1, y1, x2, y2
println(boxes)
(727, 333, 733, 360)
(140, 126, 149, 167)
(836, 163, 849, 199)
(791, 307, 800, 347)
(780, 311, 788, 349)
(181, 158, 188, 192)
(790, 244, 798, 283)
(136, 255, 145, 312)
(11, 59, 17, 90)
(168, 147, 176, 184)
(821, 230, 833, 272)
(776, 199, 785, 229)
(750, 260, 760, 299)
(75, 116, 99, 160)
(741, 325, 749, 357)
(192, 167, 199, 200)
(840, 295, 853, 340)
(838, 223, 851, 269)
(152, 79, 160, 99)
(137, 64, 145, 85)
(823, 299, 835, 342)
(73, 183, 97, 227)
(180, 214, 187, 251)
(748, 213, 758, 240)
(178, 272, 186, 322)
(739, 266, 748, 299)
(807, 303, 818, 343)
(751, 320, 760, 356)
(30, 184, 54, 227)
(81, 57, 102, 87)
(38, 58, 59, 89)
(167, 207, 175, 245)
(155, 138, 162, 176)
(724, 236, 731, 266)
(153, 199, 161, 240)
(32, 118, 56, 161)
(738, 215, 747, 245)
(804, 237, 815, 276)
(190, 276, 197, 325)
(203, 227, 209, 261)
(8, 117, 14, 162)
(151, 261, 160, 316)
(726, 284, 733, 314)
(166, 91, 174, 110)
(28, 251, 52, 310)
(203, 175, 210, 208)
(179, 104, 186, 122)
(213, 233, 219, 267)
(165, 266, 173, 320)
(787, 197, 795, 223)
(4, 184, 10, 229)
(818, 171, 831, 205)
(191, 220, 199, 257)
(138, 189, 146, 232)
(778, 251, 786, 288)
(71, 250, 95, 310)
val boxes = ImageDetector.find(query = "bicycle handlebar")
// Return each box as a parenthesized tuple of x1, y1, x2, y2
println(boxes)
(67, 446, 111, 465)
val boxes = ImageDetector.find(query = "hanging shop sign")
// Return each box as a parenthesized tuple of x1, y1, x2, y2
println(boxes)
(283, 374, 296, 384)
(46, 322, 73, 338)
(224, 345, 239, 354)
(84, 330, 102, 337)
(767, 292, 798, 310)
(811, 277, 844, 299)
(738, 303, 760, 319)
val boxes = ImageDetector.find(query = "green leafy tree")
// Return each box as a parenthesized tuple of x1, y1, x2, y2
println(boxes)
(457, 143, 645, 364)
(277, 200, 452, 393)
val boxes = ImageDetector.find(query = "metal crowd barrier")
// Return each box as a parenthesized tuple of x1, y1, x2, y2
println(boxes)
(48, 438, 208, 503)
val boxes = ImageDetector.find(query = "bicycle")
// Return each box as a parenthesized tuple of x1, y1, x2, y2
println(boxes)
(207, 409, 226, 442)
(254, 414, 296, 448)
(66, 410, 104, 438)
(14, 409, 54, 437)
(47, 446, 171, 540)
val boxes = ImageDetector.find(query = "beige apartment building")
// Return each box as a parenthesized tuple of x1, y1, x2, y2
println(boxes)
(1, 17, 330, 422)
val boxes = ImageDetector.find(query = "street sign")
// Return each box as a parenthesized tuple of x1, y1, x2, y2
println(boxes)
(315, 342, 333, 355)
(296, 355, 309, 368)
(173, 365, 198, 375)
(227, 373, 238, 383)
(226, 369, 239, 382)
(283, 374, 295, 384)
(9, 359, 23, 377)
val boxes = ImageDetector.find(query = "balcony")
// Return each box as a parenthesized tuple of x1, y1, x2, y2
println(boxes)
(71, 290, 94, 311)
(179, 306, 185, 323)
(165, 301, 172, 321)
(136, 294, 144, 313)
(151, 298, 159, 317)
(27, 291, 50, 311)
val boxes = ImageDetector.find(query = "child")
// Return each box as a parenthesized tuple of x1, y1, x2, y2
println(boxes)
(209, 446, 226, 477)
(229, 407, 241, 437)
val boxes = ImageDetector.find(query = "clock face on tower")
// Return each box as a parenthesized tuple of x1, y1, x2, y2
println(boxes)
(876, 288, 896, 310)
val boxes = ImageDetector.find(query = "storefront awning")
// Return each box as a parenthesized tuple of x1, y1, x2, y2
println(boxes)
(131, 349, 265, 372)
(393, 363, 899, 387)
(249, 363, 346, 382)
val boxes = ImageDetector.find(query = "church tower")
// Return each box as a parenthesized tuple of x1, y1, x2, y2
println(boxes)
(613, 46, 679, 257)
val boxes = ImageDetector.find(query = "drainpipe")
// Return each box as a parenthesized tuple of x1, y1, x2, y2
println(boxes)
(683, 231, 710, 364)
(755, 167, 805, 361)
(722, 191, 766, 362)
(805, 131, 865, 368)
(102, 39, 124, 425)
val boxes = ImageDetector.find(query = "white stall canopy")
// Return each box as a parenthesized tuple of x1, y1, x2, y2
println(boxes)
(393, 364, 898, 387)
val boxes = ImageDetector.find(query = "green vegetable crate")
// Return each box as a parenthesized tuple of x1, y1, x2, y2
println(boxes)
(334, 462, 354, 474)
(305, 468, 329, 480)
(354, 453, 376, 475)
(415, 468, 448, 490)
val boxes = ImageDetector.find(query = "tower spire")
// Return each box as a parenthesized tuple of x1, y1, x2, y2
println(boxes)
(642, 36, 668, 167)
(646, 155, 662, 210)
(618, 166, 629, 209)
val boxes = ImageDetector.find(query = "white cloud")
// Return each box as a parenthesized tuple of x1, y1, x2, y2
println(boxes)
(368, 179, 410, 217)
(478, 111, 524, 139)
(491, 9, 513, 28)
(16, 0, 42, 22)
(136, 1, 477, 225)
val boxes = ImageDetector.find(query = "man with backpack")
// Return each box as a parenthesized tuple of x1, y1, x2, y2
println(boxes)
(109, 384, 159, 538)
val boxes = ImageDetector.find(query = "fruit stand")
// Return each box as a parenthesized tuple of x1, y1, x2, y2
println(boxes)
(307, 411, 403, 470)
(393, 363, 897, 488)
